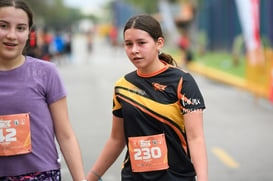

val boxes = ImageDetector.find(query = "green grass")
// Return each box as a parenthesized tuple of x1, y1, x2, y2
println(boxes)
(194, 52, 246, 78)
(166, 48, 246, 79)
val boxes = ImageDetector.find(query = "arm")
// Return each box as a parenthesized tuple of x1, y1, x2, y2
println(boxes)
(49, 97, 85, 181)
(86, 115, 126, 181)
(184, 110, 208, 181)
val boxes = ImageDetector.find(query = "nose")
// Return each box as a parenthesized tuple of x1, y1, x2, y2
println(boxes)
(132, 44, 139, 54)
(6, 28, 17, 39)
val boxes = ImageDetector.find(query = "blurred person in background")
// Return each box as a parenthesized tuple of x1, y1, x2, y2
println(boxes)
(176, 1, 197, 65)
(0, 0, 85, 180)
(87, 14, 208, 181)
(109, 25, 118, 47)
(63, 29, 72, 60)
(39, 27, 53, 61)
(25, 26, 52, 61)
(178, 28, 193, 64)
(25, 25, 40, 58)
(50, 29, 65, 64)
(86, 28, 94, 54)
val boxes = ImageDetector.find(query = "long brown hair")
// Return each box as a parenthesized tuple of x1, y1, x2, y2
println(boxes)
(123, 14, 177, 66)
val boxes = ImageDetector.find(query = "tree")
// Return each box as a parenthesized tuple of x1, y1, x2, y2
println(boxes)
(120, 0, 158, 13)
(26, 0, 85, 29)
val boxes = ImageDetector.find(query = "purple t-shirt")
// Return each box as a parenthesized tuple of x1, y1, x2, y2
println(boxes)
(0, 56, 67, 176)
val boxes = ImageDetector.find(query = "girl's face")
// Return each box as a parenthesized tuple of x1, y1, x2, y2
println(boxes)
(0, 6, 29, 62)
(124, 28, 163, 74)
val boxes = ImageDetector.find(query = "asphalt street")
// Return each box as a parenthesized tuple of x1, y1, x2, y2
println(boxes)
(56, 34, 273, 181)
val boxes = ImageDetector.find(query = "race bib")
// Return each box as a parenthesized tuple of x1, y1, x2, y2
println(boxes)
(0, 113, 32, 156)
(128, 133, 169, 172)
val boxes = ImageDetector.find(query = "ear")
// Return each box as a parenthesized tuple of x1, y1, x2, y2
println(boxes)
(156, 37, 164, 51)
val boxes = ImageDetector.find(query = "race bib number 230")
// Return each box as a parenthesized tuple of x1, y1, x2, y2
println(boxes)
(0, 113, 32, 156)
(128, 133, 169, 172)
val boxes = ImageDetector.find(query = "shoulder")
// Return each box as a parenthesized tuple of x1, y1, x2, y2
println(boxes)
(115, 76, 127, 87)
(26, 56, 54, 66)
(24, 56, 60, 81)
(25, 56, 58, 71)
(125, 70, 137, 79)
(115, 70, 137, 86)
(159, 65, 192, 83)
(168, 66, 196, 79)
(168, 65, 189, 76)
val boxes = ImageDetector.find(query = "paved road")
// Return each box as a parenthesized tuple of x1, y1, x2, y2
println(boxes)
(56, 34, 273, 181)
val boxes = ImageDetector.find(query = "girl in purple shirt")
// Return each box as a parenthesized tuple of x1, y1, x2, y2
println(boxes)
(0, 0, 85, 180)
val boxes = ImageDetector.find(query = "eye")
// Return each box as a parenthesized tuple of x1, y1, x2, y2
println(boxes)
(139, 41, 146, 45)
(17, 25, 27, 32)
(125, 42, 133, 46)
(0, 23, 8, 29)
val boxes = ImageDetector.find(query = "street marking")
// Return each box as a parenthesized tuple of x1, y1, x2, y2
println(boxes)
(212, 147, 240, 168)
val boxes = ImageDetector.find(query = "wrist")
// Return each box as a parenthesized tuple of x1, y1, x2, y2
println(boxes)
(89, 170, 102, 181)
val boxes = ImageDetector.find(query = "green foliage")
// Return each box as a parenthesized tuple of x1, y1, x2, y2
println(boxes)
(26, 0, 92, 29)
(120, 0, 159, 13)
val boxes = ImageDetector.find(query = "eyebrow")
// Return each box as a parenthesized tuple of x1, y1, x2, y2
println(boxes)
(124, 38, 146, 42)
(0, 20, 8, 23)
(0, 20, 28, 26)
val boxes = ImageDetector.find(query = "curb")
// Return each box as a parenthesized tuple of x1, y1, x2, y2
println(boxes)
(187, 62, 269, 99)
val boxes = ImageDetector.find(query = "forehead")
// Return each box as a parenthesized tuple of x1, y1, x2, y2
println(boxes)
(124, 28, 152, 41)
(0, 6, 29, 25)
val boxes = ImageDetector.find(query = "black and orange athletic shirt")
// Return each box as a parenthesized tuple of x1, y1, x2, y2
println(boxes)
(113, 63, 205, 181)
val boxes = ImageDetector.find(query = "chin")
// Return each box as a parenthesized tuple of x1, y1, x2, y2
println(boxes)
(2, 53, 20, 60)
(131, 62, 143, 69)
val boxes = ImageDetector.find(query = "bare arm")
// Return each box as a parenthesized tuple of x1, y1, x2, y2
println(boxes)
(184, 110, 208, 181)
(49, 97, 85, 181)
(86, 115, 126, 181)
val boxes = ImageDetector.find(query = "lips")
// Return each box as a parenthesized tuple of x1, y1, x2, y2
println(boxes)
(133, 57, 143, 60)
(3, 42, 17, 47)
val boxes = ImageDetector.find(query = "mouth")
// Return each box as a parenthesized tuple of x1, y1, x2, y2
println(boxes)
(3, 42, 17, 48)
(132, 57, 143, 61)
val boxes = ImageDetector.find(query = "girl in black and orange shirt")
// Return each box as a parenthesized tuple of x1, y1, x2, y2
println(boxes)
(87, 14, 208, 181)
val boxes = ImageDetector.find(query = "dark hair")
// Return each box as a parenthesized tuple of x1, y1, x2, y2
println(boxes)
(0, 0, 34, 29)
(123, 14, 177, 66)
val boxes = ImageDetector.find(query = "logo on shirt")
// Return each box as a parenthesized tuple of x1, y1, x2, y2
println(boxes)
(181, 94, 201, 106)
(152, 82, 167, 91)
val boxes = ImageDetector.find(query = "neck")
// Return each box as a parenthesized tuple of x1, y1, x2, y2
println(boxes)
(138, 59, 166, 75)
(0, 55, 25, 71)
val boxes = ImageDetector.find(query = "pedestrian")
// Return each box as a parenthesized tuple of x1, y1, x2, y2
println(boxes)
(87, 14, 208, 181)
(0, 0, 86, 180)
(178, 29, 193, 64)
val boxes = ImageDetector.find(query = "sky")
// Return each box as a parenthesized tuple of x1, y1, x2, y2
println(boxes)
(63, 0, 110, 13)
